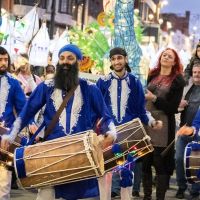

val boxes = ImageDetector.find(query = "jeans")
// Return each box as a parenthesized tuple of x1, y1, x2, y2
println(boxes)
(111, 172, 121, 195)
(132, 161, 142, 192)
(175, 135, 200, 194)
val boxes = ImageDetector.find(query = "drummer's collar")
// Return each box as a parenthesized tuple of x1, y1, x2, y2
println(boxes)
(111, 71, 128, 80)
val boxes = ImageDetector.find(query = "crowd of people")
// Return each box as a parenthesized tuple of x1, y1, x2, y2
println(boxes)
(0, 40, 200, 200)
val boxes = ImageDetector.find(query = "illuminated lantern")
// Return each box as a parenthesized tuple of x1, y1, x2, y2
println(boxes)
(113, 0, 142, 76)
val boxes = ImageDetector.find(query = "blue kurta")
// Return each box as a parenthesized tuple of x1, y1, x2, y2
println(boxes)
(96, 71, 149, 125)
(0, 73, 26, 128)
(10, 78, 114, 199)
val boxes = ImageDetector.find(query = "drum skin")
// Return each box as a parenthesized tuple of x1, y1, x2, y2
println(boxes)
(103, 118, 154, 172)
(184, 141, 200, 184)
(14, 132, 104, 189)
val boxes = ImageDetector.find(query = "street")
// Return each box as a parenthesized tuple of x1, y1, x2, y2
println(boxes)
(11, 189, 36, 200)
(11, 173, 191, 200)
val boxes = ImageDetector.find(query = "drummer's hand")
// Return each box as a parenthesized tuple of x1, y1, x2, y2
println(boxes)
(29, 124, 38, 134)
(98, 134, 115, 150)
(151, 120, 163, 130)
(179, 100, 188, 109)
(177, 125, 194, 136)
(0, 135, 11, 151)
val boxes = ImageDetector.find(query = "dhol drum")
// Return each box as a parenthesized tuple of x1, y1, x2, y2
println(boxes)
(14, 131, 104, 189)
(103, 118, 154, 172)
(145, 101, 168, 147)
(0, 125, 27, 168)
(184, 141, 200, 184)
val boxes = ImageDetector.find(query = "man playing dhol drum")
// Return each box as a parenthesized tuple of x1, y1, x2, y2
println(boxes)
(96, 47, 162, 200)
(1, 44, 117, 200)
(0, 46, 26, 200)
(175, 63, 200, 199)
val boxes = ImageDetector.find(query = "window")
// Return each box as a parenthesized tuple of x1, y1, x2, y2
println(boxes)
(14, 0, 35, 6)
(39, 0, 48, 9)
(14, 0, 21, 3)
(59, 0, 75, 15)
(14, 0, 47, 8)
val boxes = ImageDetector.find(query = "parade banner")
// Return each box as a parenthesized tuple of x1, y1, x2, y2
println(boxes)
(14, 6, 39, 44)
(28, 23, 50, 66)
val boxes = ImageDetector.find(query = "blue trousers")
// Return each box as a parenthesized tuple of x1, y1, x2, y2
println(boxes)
(175, 135, 200, 194)
(111, 161, 142, 194)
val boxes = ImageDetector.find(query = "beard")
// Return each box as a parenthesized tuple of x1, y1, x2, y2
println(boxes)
(54, 62, 79, 91)
(0, 66, 7, 75)
(114, 67, 124, 72)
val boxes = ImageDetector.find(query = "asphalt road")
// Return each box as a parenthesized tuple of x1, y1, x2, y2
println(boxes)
(11, 174, 192, 200)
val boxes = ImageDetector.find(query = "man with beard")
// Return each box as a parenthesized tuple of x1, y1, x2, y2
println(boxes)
(96, 47, 162, 199)
(0, 46, 26, 200)
(1, 44, 116, 200)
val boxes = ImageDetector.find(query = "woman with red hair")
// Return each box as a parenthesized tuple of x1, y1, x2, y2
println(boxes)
(143, 48, 185, 200)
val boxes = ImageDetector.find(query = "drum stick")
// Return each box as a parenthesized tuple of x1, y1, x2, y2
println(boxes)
(161, 139, 175, 157)
(96, 118, 103, 127)
(0, 160, 13, 168)
(0, 148, 14, 158)
(162, 123, 189, 156)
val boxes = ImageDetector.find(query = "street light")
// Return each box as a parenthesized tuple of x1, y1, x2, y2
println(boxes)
(134, 8, 139, 15)
(81, 0, 86, 30)
(159, 18, 163, 25)
(158, 18, 164, 48)
(49, 0, 56, 39)
(148, 14, 154, 42)
(193, 26, 197, 31)
(0, 0, 2, 27)
(76, 0, 86, 30)
(166, 21, 172, 30)
(160, 0, 168, 8)
(192, 26, 197, 49)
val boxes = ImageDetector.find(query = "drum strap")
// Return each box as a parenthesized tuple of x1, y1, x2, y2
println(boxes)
(44, 85, 78, 140)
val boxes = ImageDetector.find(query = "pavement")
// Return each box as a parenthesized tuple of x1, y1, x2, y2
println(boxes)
(11, 189, 36, 200)
(10, 174, 193, 200)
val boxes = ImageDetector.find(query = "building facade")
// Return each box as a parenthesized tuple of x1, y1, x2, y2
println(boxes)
(135, 0, 161, 43)
(160, 11, 190, 36)
(1, 0, 103, 38)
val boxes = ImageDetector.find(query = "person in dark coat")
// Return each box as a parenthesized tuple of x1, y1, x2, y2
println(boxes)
(144, 48, 185, 200)
(184, 40, 200, 84)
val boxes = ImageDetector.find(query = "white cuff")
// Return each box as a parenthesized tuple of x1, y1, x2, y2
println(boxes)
(193, 126, 199, 137)
(8, 117, 22, 143)
(106, 122, 117, 141)
(146, 111, 156, 127)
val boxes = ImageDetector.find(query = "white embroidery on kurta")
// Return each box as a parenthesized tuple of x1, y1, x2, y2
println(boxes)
(44, 79, 54, 87)
(109, 78, 130, 123)
(0, 77, 10, 117)
(109, 79, 118, 121)
(101, 74, 112, 81)
(87, 80, 95, 85)
(9, 117, 22, 141)
(50, 86, 83, 134)
(70, 85, 83, 133)
(120, 79, 130, 121)
(51, 89, 66, 132)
